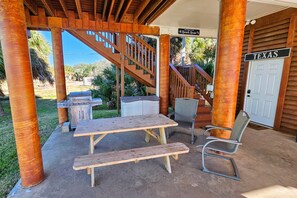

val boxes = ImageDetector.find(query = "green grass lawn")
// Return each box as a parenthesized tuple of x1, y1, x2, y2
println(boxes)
(0, 81, 118, 198)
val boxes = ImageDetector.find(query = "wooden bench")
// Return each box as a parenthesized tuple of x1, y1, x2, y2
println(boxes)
(73, 142, 189, 187)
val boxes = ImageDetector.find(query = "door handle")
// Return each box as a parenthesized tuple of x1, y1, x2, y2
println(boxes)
(247, 89, 251, 94)
(247, 95, 250, 97)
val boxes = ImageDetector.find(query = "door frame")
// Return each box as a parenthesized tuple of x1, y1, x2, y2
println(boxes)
(243, 58, 285, 127)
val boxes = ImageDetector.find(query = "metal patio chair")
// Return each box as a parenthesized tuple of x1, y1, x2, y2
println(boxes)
(197, 110, 250, 180)
(168, 98, 199, 144)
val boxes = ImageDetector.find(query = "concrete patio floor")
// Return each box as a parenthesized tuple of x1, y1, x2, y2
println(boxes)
(8, 126, 297, 198)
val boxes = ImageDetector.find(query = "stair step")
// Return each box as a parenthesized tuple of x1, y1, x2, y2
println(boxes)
(193, 95, 200, 99)
(195, 121, 212, 128)
(198, 99, 206, 106)
(197, 106, 211, 113)
(196, 113, 212, 121)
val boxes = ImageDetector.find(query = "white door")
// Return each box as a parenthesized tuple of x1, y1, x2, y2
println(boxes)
(244, 59, 284, 127)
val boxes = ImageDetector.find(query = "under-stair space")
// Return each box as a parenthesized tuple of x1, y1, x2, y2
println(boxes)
(170, 64, 213, 128)
(64, 31, 213, 128)
(67, 30, 156, 87)
(193, 93, 212, 128)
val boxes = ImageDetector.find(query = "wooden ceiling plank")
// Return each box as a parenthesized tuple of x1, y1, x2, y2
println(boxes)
(138, 0, 164, 24)
(133, 0, 150, 22)
(114, 0, 125, 22)
(40, 0, 55, 17)
(58, 0, 69, 18)
(24, 0, 38, 16)
(94, 0, 97, 20)
(107, 0, 115, 21)
(75, 0, 82, 19)
(102, 0, 108, 21)
(119, 0, 133, 23)
(146, 0, 176, 24)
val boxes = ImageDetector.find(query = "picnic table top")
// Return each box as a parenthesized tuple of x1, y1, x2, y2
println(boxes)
(74, 114, 178, 137)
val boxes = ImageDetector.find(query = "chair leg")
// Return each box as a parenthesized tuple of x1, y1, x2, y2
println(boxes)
(191, 125, 197, 144)
(90, 167, 95, 187)
(201, 150, 240, 181)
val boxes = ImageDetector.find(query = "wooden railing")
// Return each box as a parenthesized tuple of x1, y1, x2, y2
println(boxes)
(176, 64, 213, 105)
(193, 64, 213, 105)
(86, 31, 156, 79)
(169, 64, 195, 107)
(176, 65, 196, 86)
(124, 34, 156, 77)
(86, 31, 120, 53)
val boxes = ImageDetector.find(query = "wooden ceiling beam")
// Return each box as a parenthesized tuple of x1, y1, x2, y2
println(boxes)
(24, 0, 38, 16)
(119, 0, 133, 23)
(146, 0, 176, 24)
(133, 0, 150, 22)
(58, 0, 69, 18)
(94, 0, 97, 20)
(40, 0, 55, 16)
(26, 14, 160, 35)
(107, 0, 115, 21)
(75, 0, 82, 19)
(138, 0, 164, 24)
(114, 0, 125, 22)
(102, 0, 108, 21)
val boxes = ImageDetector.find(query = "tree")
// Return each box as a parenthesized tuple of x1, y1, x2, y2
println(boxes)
(170, 37, 182, 64)
(0, 31, 54, 116)
(139, 35, 183, 64)
(92, 65, 145, 109)
(190, 38, 216, 76)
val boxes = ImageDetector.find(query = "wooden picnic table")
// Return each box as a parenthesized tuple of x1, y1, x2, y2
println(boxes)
(74, 114, 178, 174)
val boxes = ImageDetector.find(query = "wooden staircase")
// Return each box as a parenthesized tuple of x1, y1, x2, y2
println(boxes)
(170, 64, 213, 128)
(67, 30, 212, 128)
(67, 30, 156, 87)
(193, 93, 212, 128)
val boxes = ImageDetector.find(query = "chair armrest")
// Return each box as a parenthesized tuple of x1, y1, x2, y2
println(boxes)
(167, 111, 175, 119)
(204, 125, 232, 134)
(205, 136, 242, 145)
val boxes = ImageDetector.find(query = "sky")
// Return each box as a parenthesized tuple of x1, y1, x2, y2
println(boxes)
(40, 31, 104, 66)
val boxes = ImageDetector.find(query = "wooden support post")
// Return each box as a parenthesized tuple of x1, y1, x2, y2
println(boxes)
(212, 0, 247, 139)
(239, 26, 254, 112)
(274, 15, 297, 130)
(116, 67, 120, 114)
(0, 0, 44, 187)
(120, 33, 126, 96)
(51, 28, 68, 126)
(159, 35, 170, 115)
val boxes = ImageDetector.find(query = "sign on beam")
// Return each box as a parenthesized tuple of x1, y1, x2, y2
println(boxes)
(244, 48, 291, 61)
(178, 28, 200, 36)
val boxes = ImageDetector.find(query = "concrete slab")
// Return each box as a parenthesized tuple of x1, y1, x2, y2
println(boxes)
(8, 126, 297, 198)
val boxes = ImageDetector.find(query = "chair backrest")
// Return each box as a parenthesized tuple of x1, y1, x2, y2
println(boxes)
(174, 98, 198, 122)
(230, 110, 251, 142)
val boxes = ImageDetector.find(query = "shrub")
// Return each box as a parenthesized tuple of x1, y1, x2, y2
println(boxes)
(91, 65, 145, 109)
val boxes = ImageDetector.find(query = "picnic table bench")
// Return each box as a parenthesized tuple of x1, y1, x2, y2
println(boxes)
(73, 114, 189, 187)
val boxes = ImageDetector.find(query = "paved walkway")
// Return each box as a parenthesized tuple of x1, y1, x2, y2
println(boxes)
(8, 126, 297, 198)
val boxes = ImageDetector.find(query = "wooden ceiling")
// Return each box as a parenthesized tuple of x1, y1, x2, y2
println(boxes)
(24, 0, 176, 25)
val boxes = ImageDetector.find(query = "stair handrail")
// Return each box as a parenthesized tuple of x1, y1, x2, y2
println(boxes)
(192, 64, 213, 105)
(169, 64, 195, 106)
(86, 31, 120, 52)
(124, 34, 156, 77)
